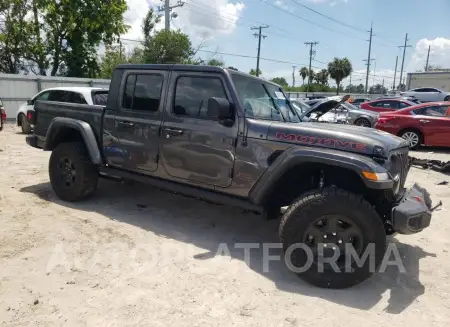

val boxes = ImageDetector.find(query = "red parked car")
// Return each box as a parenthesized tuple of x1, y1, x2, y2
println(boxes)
(360, 98, 415, 113)
(375, 101, 450, 149)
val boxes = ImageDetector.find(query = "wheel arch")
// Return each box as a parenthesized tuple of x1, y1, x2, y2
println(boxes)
(249, 146, 392, 207)
(44, 118, 102, 165)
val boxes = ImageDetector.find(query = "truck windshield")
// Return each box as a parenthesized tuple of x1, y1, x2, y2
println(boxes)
(231, 74, 300, 123)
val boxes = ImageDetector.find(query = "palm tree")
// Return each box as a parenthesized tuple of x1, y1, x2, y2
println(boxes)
(307, 69, 315, 84)
(328, 57, 352, 94)
(299, 67, 308, 85)
(314, 69, 329, 85)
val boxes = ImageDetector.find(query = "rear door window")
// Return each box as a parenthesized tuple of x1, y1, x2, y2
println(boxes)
(122, 74, 163, 112)
(421, 106, 447, 117)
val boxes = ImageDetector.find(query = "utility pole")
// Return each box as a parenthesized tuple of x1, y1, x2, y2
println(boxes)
(251, 25, 269, 77)
(292, 66, 296, 87)
(363, 58, 375, 91)
(425, 45, 431, 71)
(364, 23, 374, 94)
(393, 55, 398, 90)
(398, 33, 412, 90)
(159, 0, 185, 31)
(305, 41, 319, 95)
(349, 74, 352, 87)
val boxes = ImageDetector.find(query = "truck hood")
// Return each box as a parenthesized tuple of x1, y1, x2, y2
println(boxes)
(266, 121, 409, 157)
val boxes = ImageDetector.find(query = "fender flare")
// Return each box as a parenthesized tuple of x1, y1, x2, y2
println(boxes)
(44, 117, 102, 165)
(248, 146, 393, 205)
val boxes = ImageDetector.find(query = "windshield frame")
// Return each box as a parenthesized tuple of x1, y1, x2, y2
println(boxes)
(230, 72, 301, 123)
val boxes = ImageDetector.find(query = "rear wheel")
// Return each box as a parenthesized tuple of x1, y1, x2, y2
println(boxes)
(49, 142, 98, 201)
(20, 114, 32, 134)
(354, 118, 371, 128)
(279, 187, 386, 289)
(399, 129, 422, 149)
(444, 96, 450, 101)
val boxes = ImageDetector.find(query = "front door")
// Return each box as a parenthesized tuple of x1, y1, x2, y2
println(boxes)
(159, 72, 237, 188)
(112, 71, 167, 173)
(416, 105, 450, 146)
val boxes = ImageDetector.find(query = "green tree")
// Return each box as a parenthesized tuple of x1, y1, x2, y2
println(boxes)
(207, 58, 225, 67)
(98, 44, 128, 79)
(356, 83, 365, 93)
(369, 84, 387, 94)
(143, 29, 194, 64)
(328, 57, 353, 94)
(314, 69, 329, 85)
(249, 68, 262, 76)
(307, 69, 315, 84)
(270, 77, 288, 87)
(0, 0, 33, 73)
(38, 0, 128, 76)
(299, 67, 308, 85)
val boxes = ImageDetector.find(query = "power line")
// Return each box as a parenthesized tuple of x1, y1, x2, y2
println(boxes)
(251, 25, 269, 77)
(288, 0, 366, 33)
(258, 0, 367, 42)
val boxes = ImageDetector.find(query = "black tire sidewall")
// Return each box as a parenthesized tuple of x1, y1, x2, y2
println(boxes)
(21, 115, 32, 134)
(280, 188, 386, 289)
(355, 118, 371, 127)
(49, 142, 98, 201)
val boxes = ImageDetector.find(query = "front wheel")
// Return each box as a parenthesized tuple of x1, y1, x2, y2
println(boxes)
(354, 118, 371, 128)
(399, 130, 422, 149)
(279, 188, 386, 289)
(49, 142, 98, 201)
(444, 96, 450, 101)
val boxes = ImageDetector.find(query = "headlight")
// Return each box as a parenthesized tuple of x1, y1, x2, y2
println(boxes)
(362, 171, 390, 181)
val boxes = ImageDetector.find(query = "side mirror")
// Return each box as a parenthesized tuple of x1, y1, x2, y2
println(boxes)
(27, 99, 34, 105)
(207, 97, 234, 125)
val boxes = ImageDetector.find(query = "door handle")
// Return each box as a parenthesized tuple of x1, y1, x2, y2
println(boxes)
(419, 119, 431, 124)
(165, 128, 183, 136)
(118, 121, 135, 128)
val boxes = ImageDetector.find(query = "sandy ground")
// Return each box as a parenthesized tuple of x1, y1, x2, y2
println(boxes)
(1, 123, 450, 326)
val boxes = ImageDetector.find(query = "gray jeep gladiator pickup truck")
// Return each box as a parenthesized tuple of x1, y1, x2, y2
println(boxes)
(26, 64, 433, 288)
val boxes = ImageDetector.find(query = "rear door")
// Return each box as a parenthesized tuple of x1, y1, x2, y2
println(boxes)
(112, 70, 167, 173)
(415, 105, 450, 146)
(159, 71, 237, 188)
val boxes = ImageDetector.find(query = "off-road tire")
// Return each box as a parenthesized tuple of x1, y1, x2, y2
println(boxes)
(21, 114, 32, 134)
(279, 187, 386, 289)
(49, 142, 98, 201)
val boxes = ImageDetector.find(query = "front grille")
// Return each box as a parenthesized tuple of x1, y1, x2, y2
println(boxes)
(389, 149, 409, 194)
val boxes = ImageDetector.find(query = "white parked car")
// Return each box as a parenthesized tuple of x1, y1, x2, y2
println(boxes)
(16, 87, 109, 134)
(400, 87, 450, 103)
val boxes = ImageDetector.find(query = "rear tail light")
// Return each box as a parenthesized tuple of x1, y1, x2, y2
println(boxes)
(377, 116, 396, 124)
(27, 110, 36, 125)
(1, 108, 6, 122)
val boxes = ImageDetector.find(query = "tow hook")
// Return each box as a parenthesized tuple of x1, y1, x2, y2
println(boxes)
(430, 201, 443, 212)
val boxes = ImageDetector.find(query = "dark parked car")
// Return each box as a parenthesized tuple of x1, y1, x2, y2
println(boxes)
(26, 64, 434, 289)
(361, 98, 416, 113)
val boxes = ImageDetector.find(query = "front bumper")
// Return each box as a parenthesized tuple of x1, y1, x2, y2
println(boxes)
(392, 183, 433, 234)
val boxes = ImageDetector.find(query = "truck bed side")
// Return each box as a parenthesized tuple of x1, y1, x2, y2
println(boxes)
(33, 100, 105, 146)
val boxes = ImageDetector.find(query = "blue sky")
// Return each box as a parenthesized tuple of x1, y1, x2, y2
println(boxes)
(124, 0, 450, 88)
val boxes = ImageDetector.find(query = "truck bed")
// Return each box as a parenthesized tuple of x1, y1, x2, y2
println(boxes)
(33, 100, 104, 143)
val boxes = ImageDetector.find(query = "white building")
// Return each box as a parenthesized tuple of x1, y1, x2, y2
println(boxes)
(406, 71, 450, 92)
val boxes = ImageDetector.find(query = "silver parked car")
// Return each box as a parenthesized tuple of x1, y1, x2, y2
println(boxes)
(401, 87, 450, 102)
(294, 96, 379, 127)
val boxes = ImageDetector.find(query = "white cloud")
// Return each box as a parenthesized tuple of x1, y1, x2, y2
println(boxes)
(121, 0, 245, 48)
(408, 38, 450, 71)
(275, 0, 290, 11)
